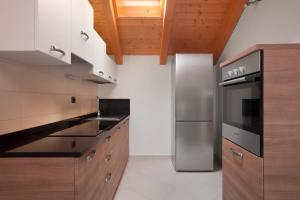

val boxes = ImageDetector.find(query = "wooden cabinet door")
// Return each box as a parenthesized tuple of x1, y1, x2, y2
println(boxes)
(71, 0, 94, 64)
(36, 0, 71, 64)
(75, 142, 106, 200)
(0, 158, 75, 200)
(223, 138, 263, 200)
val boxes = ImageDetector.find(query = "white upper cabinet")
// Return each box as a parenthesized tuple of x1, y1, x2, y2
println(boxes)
(0, 0, 118, 84)
(71, 0, 94, 64)
(86, 30, 118, 84)
(0, 0, 71, 65)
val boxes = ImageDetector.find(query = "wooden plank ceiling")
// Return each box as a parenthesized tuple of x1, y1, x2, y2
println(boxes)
(89, 0, 246, 64)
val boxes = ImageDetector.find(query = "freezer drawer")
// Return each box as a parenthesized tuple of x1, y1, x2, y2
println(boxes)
(175, 121, 214, 171)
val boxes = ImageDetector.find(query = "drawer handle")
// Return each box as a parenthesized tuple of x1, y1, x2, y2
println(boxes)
(105, 173, 112, 182)
(122, 119, 129, 125)
(86, 150, 97, 161)
(50, 45, 65, 57)
(105, 154, 112, 162)
(229, 148, 243, 159)
(80, 31, 89, 41)
(99, 71, 104, 76)
(105, 135, 111, 142)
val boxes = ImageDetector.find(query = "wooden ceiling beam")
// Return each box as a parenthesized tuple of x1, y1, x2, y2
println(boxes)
(90, 0, 123, 64)
(212, 0, 246, 64)
(159, 0, 176, 65)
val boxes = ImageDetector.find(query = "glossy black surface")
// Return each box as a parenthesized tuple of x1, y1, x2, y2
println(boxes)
(223, 72, 262, 135)
(0, 113, 129, 157)
(0, 137, 101, 157)
(49, 120, 119, 137)
(100, 99, 130, 116)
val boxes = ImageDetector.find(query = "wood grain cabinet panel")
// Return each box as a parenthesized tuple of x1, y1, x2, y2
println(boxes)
(221, 44, 300, 200)
(0, 118, 130, 200)
(263, 48, 300, 200)
(223, 139, 263, 200)
(0, 158, 75, 200)
(75, 141, 107, 200)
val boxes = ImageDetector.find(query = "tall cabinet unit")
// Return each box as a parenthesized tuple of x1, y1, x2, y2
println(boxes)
(221, 44, 300, 200)
(0, 0, 71, 65)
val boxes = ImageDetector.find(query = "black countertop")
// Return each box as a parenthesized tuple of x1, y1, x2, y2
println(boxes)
(0, 113, 129, 158)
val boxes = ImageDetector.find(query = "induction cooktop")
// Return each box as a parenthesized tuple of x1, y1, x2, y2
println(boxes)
(49, 120, 118, 137)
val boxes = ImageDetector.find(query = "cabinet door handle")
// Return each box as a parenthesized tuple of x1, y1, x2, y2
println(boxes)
(99, 71, 104, 76)
(122, 119, 129, 125)
(229, 148, 243, 159)
(105, 154, 112, 162)
(86, 150, 97, 161)
(80, 31, 89, 41)
(105, 135, 111, 142)
(105, 173, 112, 182)
(50, 45, 65, 57)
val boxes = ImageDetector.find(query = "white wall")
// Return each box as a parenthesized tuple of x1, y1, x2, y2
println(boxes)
(98, 56, 172, 156)
(220, 0, 300, 61)
(215, 0, 300, 159)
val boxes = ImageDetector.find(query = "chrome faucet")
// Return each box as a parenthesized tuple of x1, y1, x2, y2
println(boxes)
(97, 96, 101, 117)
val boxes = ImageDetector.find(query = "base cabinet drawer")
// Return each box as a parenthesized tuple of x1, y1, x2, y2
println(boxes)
(223, 138, 263, 200)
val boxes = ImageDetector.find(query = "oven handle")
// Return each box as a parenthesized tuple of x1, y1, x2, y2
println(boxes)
(219, 77, 247, 86)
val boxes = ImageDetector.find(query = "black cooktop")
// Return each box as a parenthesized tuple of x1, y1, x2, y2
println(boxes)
(0, 112, 129, 157)
(48, 120, 118, 137)
(0, 137, 101, 157)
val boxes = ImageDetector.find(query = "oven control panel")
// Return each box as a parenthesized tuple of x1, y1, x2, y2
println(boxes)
(221, 50, 262, 81)
(227, 66, 246, 77)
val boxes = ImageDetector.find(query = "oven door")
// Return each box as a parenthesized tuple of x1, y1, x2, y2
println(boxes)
(220, 72, 262, 156)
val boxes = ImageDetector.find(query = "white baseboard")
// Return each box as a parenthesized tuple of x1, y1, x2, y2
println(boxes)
(129, 155, 171, 160)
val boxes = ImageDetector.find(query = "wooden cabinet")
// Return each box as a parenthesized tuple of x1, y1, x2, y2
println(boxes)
(0, 0, 71, 65)
(0, 118, 129, 200)
(221, 44, 300, 200)
(99, 119, 129, 200)
(75, 141, 106, 200)
(0, 158, 75, 200)
(223, 138, 263, 200)
(71, 0, 94, 65)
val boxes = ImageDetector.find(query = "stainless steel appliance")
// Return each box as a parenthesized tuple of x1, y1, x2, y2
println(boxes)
(219, 50, 262, 156)
(171, 54, 214, 171)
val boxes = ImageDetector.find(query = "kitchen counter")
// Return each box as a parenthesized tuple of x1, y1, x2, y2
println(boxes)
(0, 114, 129, 157)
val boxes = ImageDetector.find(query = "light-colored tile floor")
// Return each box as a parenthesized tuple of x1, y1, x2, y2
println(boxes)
(114, 158, 222, 200)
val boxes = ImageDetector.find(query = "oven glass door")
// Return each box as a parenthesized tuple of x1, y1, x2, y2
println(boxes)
(222, 73, 262, 135)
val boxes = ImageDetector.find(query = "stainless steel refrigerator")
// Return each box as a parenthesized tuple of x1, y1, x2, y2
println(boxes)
(171, 54, 214, 171)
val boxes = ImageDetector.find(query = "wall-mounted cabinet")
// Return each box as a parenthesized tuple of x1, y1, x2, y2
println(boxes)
(0, 0, 71, 65)
(0, 0, 117, 84)
(71, 0, 94, 65)
(85, 30, 118, 84)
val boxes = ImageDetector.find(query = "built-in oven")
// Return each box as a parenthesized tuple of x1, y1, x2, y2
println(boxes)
(219, 50, 263, 156)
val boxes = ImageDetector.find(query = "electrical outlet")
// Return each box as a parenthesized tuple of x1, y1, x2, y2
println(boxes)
(71, 96, 76, 104)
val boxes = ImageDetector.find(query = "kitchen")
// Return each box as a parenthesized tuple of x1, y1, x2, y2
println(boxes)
(0, 0, 300, 200)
